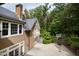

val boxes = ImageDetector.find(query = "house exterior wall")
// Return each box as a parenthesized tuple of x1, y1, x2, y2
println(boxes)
(25, 30, 35, 50)
(29, 30, 35, 50)
(0, 19, 40, 55)
(0, 31, 29, 55)
(0, 20, 28, 55)
(32, 21, 40, 43)
(0, 41, 25, 56)
(0, 4, 38, 56)
(28, 21, 40, 49)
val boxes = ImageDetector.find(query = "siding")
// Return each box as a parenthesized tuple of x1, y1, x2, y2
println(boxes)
(0, 31, 28, 52)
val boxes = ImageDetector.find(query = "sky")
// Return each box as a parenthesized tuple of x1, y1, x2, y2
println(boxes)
(1, 3, 55, 13)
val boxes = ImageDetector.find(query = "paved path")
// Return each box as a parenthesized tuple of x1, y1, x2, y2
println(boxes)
(26, 43, 74, 56)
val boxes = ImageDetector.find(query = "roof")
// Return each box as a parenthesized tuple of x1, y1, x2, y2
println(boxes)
(24, 18, 37, 30)
(0, 3, 5, 5)
(0, 6, 25, 24)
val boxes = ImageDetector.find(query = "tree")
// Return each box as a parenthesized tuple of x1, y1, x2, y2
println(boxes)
(29, 3, 51, 29)
(50, 3, 79, 55)
(60, 3, 79, 35)
(24, 9, 30, 19)
(50, 3, 79, 36)
(49, 3, 66, 34)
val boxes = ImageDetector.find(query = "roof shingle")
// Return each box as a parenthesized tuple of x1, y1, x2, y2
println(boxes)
(0, 6, 25, 23)
(24, 18, 37, 30)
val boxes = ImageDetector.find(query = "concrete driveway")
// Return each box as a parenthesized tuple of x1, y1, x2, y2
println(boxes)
(26, 43, 74, 56)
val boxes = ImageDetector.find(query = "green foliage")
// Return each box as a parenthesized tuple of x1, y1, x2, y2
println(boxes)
(28, 3, 51, 29)
(24, 3, 79, 48)
(40, 29, 54, 44)
(24, 3, 79, 36)
(43, 39, 53, 44)
(50, 3, 79, 50)
(50, 19, 62, 35)
(24, 3, 55, 44)
(49, 3, 66, 35)
(24, 9, 30, 19)
(65, 34, 79, 49)
(50, 3, 79, 35)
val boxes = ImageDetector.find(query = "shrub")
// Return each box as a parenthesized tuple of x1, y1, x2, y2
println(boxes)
(65, 34, 79, 49)
(70, 36, 79, 49)
(43, 38, 53, 44)
(40, 29, 54, 44)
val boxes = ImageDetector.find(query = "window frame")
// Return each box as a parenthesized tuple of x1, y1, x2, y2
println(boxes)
(19, 25, 22, 34)
(0, 41, 24, 56)
(1, 21, 9, 38)
(9, 51, 14, 56)
(0, 21, 23, 38)
(2, 22, 9, 36)
(11, 23, 18, 35)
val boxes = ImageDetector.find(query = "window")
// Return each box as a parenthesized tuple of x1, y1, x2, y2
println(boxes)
(9, 48, 20, 56)
(20, 46, 23, 55)
(2, 22, 8, 36)
(1, 21, 23, 38)
(19, 25, 22, 34)
(11, 24, 18, 35)
(15, 48, 19, 56)
(9, 51, 14, 56)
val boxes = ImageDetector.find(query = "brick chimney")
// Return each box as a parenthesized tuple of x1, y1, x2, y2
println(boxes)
(16, 4, 23, 19)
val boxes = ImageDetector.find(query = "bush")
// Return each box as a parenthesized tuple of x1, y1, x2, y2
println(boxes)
(43, 38, 53, 44)
(65, 34, 79, 49)
(70, 36, 79, 49)
(40, 29, 54, 44)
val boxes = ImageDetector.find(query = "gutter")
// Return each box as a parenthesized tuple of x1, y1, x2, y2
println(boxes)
(0, 14, 26, 24)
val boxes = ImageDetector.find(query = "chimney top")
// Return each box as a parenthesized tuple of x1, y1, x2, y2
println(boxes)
(16, 4, 23, 19)
(16, 4, 23, 7)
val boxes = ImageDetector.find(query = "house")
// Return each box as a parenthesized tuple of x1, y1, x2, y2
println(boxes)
(0, 4, 40, 56)
(24, 18, 40, 50)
